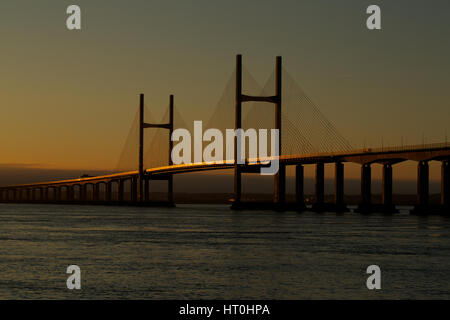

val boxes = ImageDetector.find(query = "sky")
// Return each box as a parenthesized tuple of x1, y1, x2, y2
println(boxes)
(0, 0, 449, 176)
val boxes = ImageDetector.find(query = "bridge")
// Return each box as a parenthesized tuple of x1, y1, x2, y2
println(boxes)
(1, 55, 449, 214)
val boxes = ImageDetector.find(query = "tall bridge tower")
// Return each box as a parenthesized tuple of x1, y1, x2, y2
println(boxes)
(233, 54, 285, 207)
(139, 93, 174, 203)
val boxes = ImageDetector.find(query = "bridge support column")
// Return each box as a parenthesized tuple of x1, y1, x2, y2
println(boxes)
(418, 161, 429, 207)
(274, 164, 286, 206)
(44, 188, 49, 202)
(67, 186, 74, 202)
(442, 160, 450, 210)
(138, 93, 144, 202)
(312, 163, 325, 212)
(118, 180, 124, 202)
(144, 176, 149, 202)
(411, 161, 429, 214)
(357, 163, 372, 213)
(131, 177, 138, 202)
(168, 95, 174, 205)
(334, 162, 346, 212)
(106, 182, 112, 202)
(55, 187, 61, 202)
(233, 55, 242, 208)
(168, 174, 174, 204)
(80, 185, 86, 202)
(93, 183, 100, 202)
(382, 164, 393, 206)
(274, 56, 284, 207)
(381, 163, 397, 213)
(295, 165, 305, 210)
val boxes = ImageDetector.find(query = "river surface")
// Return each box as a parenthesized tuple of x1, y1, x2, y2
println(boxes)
(0, 203, 449, 299)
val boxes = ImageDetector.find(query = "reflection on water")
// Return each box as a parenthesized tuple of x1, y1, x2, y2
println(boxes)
(0, 203, 449, 299)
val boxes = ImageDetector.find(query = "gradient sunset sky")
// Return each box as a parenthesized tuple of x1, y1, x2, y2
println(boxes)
(1, 0, 449, 172)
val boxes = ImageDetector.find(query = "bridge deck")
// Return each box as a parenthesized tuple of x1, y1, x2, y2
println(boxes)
(1, 143, 449, 190)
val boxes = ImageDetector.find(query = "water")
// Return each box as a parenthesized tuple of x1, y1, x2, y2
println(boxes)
(0, 203, 449, 299)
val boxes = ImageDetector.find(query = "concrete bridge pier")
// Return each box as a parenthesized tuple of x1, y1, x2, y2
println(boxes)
(274, 164, 286, 206)
(38, 188, 43, 202)
(55, 187, 61, 202)
(80, 184, 87, 202)
(295, 165, 306, 211)
(312, 163, 325, 212)
(67, 186, 74, 202)
(131, 177, 138, 202)
(106, 181, 112, 202)
(44, 187, 50, 202)
(418, 161, 429, 206)
(411, 161, 429, 214)
(168, 174, 174, 204)
(118, 180, 124, 202)
(356, 163, 372, 213)
(442, 160, 450, 210)
(381, 163, 398, 213)
(334, 162, 347, 212)
(93, 183, 100, 202)
(144, 176, 150, 202)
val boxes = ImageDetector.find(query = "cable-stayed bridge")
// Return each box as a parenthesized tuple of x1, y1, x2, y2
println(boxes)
(1, 55, 449, 214)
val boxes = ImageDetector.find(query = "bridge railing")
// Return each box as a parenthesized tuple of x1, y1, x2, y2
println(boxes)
(347, 142, 450, 155)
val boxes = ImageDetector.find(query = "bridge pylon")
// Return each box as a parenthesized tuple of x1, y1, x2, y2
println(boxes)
(233, 54, 285, 208)
(139, 93, 174, 204)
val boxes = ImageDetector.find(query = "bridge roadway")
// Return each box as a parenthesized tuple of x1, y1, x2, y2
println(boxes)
(0, 143, 449, 214)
